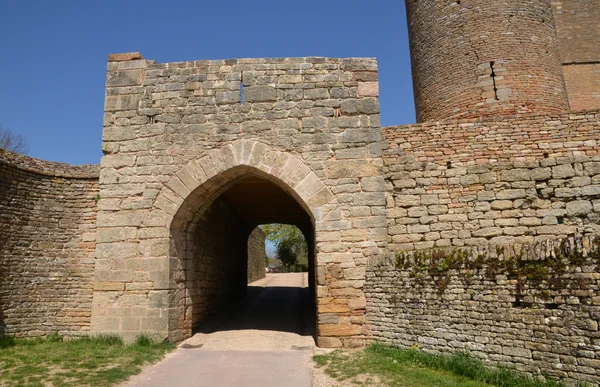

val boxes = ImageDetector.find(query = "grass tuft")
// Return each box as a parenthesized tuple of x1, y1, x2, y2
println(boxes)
(47, 332, 63, 343)
(90, 334, 124, 346)
(134, 334, 153, 347)
(0, 335, 16, 349)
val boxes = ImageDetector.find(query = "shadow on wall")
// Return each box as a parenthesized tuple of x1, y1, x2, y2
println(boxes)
(0, 257, 5, 338)
(194, 285, 315, 339)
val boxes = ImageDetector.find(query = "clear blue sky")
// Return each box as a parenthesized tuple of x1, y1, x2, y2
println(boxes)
(0, 0, 415, 165)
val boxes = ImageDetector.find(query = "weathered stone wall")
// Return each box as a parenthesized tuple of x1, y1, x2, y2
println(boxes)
(552, 0, 600, 111)
(187, 197, 247, 329)
(0, 149, 99, 337)
(562, 63, 600, 112)
(383, 111, 600, 252)
(366, 236, 600, 385)
(405, 0, 569, 122)
(93, 53, 387, 345)
(370, 110, 600, 383)
(552, 0, 600, 64)
(248, 227, 266, 284)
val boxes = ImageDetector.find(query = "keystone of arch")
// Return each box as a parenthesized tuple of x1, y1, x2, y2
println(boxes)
(148, 139, 336, 229)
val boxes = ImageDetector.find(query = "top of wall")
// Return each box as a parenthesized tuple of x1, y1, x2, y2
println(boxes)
(0, 149, 99, 179)
(106, 52, 377, 73)
(552, 0, 600, 64)
(108, 51, 377, 63)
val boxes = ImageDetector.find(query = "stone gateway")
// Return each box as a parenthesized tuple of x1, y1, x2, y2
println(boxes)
(1, 1, 600, 384)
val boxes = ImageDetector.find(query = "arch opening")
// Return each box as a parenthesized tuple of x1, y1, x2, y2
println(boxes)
(168, 166, 317, 342)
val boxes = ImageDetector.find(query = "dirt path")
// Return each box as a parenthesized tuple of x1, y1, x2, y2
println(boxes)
(123, 273, 316, 387)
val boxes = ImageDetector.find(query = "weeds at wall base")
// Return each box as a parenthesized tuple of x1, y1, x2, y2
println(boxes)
(314, 343, 591, 387)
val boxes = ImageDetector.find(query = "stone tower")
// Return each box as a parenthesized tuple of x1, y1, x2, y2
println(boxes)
(405, 0, 570, 122)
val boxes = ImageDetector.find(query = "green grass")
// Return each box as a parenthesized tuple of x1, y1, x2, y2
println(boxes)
(0, 333, 175, 386)
(313, 343, 588, 387)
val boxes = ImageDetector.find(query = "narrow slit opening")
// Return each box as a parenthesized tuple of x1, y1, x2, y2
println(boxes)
(240, 72, 245, 104)
(490, 61, 499, 101)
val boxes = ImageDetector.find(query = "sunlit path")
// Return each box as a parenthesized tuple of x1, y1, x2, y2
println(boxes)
(123, 273, 314, 387)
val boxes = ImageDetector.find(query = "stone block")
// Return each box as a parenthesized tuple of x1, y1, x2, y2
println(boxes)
(245, 85, 277, 102)
(502, 346, 532, 359)
(497, 189, 526, 200)
(140, 317, 169, 331)
(357, 82, 379, 97)
(566, 200, 592, 216)
(536, 225, 577, 235)
(326, 160, 379, 178)
(318, 337, 343, 348)
(438, 214, 468, 222)
(552, 164, 576, 179)
(340, 98, 379, 115)
(105, 95, 141, 112)
(319, 324, 362, 337)
(500, 169, 530, 182)
(95, 270, 133, 282)
(107, 70, 144, 87)
(319, 303, 351, 313)
(295, 172, 324, 199)
(491, 200, 513, 210)
(96, 242, 138, 259)
(94, 282, 125, 291)
(108, 52, 143, 62)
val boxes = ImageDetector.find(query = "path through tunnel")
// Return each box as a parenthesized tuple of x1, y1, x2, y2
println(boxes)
(170, 167, 316, 344)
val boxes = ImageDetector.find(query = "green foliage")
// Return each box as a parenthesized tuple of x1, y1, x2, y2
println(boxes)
(276, 243, 297, 270)
(314, 343, 587, 387)
(260, 224, 308, 270)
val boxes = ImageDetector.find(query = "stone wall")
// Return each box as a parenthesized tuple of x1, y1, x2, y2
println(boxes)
(383, 111, 600, 252)
(552, 0, 600, 64)
(405, 0, 569, 122)
(248, 227, 266, 284)
(562, 63, 600, 112)
(366, 235, 600, 385)
(370, 110, 600, 383)
(552, 0, 600, 111)
(93, 53, 387, 345)
(0, 149, 99, 337)
(187, 197, 247, 329)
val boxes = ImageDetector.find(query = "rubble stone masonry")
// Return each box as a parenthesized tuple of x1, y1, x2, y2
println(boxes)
(383, 111, 600, 252)
(376, 111, 600, 384)
(0, 149, 99, 337)
(366, 235, 600, 385)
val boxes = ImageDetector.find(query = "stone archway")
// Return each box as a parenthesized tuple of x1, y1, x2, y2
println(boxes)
(92, 140, 353, 345)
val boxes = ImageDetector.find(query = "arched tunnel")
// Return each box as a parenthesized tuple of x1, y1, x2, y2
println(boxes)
(169, 167, 316, 340)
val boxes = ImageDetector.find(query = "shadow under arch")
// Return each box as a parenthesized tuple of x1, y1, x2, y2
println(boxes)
(155, 141, 337, 342)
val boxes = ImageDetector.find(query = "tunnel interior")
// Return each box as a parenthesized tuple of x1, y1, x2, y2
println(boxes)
(170, 168, 316, 338)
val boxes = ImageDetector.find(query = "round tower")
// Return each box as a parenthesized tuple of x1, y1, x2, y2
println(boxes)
(406, 0, 569, 122)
